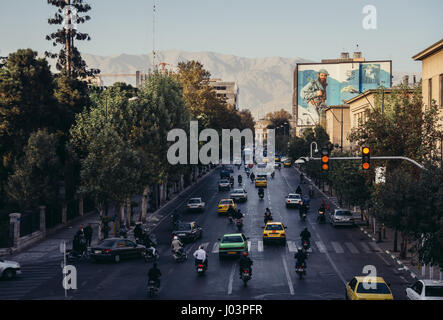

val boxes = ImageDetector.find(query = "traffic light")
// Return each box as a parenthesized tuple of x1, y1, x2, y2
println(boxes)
(321, 147, 329, 171)
(362, 146, 370, 170)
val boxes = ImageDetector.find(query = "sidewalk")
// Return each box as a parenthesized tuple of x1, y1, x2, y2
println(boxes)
(295, 166, 443, 282)
(2, 166, 217, 264)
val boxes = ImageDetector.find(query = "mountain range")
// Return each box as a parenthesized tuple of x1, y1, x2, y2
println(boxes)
(60, 50, 420, 118)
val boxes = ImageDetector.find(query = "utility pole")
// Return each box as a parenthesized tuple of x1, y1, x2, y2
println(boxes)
(341, 107, 343, 153)
(64, 0, 71, 76)
(152, 0, 157, 71)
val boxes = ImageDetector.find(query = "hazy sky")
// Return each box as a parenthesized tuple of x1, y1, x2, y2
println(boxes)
(1, 0, 442, 72)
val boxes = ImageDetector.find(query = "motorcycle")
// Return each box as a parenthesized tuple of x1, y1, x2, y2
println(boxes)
(264, 214, 273, 225)
(309, 187, 314, 198)
(144, 246, 160, 262)
(302, 239, 310, 252)
(240, 268, 251, 286)
(300, 211, 307, 222)
(172, 248, 187, 262)
(295, 262, 306, 280)
(235, 218, 243, 231)
(271, 172, 275, 179)
(230, 180, 234, 188)
(196, 262, 207, 276)
(148, 280, 159, 297)
(258, 190, 264, 199)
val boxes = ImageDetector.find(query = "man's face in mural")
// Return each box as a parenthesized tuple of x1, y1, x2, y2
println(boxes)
(318, 72, 328, 85)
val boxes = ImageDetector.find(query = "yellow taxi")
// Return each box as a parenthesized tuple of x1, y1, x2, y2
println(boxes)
(262, 222, 287, 244)
(255, 176, 267, 188)
(345, 276, 394, 300)
(283, 159, 292, 167)
(217, 199, 237, 214)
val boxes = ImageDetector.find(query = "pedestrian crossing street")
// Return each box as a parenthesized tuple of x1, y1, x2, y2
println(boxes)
(0, 260, 60, 300)
(196, 239, 383, 255)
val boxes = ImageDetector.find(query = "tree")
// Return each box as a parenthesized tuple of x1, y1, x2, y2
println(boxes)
(266, 109, 292, 129)
(46, 0, 99, 78)
(239, 109, 255, 131)
(7, 130, 62, 210)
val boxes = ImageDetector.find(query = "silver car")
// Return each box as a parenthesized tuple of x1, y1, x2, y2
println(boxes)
(186, 198, 205, 212)
(0, 259, 21, 280)
(330, 209, 355, 227)
(230, 188, 247, 202)
(406, 280, 443, 300)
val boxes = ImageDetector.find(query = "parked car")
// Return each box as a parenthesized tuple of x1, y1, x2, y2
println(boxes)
(172, 221, 203, 243)
(406, 280, 443, 300)
(218, 179, 231, 191)
(186, 197, 205, 212)
(230, 188, 247, 202)
(91, 238, 146, 263)
(330, 209, 355, 227)
(0, 259, 21, 280)
(218, 233, 249, 259)
(285, 193, 303, 208)
(345, 276, 394, 300)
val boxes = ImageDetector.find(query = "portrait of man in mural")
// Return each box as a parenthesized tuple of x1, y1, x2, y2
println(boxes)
(300, 69, 329, 124)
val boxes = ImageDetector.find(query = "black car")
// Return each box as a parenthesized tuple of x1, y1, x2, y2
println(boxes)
(172, 221, 203, 243)
(91, 238, 146, 263)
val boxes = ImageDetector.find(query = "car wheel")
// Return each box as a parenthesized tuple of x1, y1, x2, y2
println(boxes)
(114, 254, 121, 263)
(3, 269, 16, 280)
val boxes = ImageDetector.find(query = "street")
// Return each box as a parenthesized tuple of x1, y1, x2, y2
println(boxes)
(0, 165, 413, 300)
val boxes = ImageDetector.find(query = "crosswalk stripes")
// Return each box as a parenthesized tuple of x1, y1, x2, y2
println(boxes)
(315, 241, 327, 253)
(212, 242, 219, 253)
(359, 241, 372, 253)
(257, 240, 263, 252)
(247, 241, 251, 252)
(287, 241, 297, 252)
(331, 241, 344, 253)
(344, 242, 359, 254)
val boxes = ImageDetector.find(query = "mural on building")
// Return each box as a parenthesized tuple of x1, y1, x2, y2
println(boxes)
(296, 61, 391, 125)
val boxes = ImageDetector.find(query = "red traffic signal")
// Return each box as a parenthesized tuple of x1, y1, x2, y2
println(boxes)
(362, 146, 370, 170)
(321, 148, 329, 171)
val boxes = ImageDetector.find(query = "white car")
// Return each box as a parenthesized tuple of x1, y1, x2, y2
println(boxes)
(285, 193, 303, 208)
(406, 280, 443, 300)
(0, 259, 21, 280)
(230, 188, 247, 202)
(218, 179, 231, 191)
(330, 209, 355, 227)
(186, 198, 205, 212)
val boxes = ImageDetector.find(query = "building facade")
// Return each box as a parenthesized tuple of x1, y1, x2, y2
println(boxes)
(324, 105, 351, 151)
(254, 119, 271, 144)
(209, 79, 239, 110)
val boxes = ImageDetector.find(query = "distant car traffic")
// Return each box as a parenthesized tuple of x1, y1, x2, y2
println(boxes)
(330, 209, 355, 227)
(0, 259, 21, 280)
(91, 238, 146, 263)
(345, 276, 394, 300)
(218, 179, 231, 191)
(230, 188, 247, 202)
(172, 221, 203, 243)
(283, 158, 292, 167)
(262, 222, 287, 245)
(406, 280, 443, 300)
(255, 176, 267, 188)
(186, 198, 205, 212)
(285, 193, 303, 208)
(218, 233, 249, 259)
(218, 199, 236, 214)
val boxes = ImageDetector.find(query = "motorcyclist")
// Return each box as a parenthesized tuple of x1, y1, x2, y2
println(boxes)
(193, 245, 208, 269)
(264, 208, 273, 224)
(148, 262, 162, 288)
(278, 163, 281, 170)
(238, 174, 242, 184)
(258, 186, 264, 198)
(300, 227, 311, 247)
(229, 176, 235, 186)
(134, 223, 144, 241)
(119, 223, 128, 238)
(271, 171, 275, 178)
(73, 226, 87, 256)
(171, 236, 184, 256)
(294, 248, 308, 269)
(250, 172, 255, 182)
(234, 208, 244, 220)
(172, 210, 181, 229)
(299, 202, 308, 219)
(239, 251, 253, 278)
(227, 206, 236, 223)
(296, 185, 302, 195)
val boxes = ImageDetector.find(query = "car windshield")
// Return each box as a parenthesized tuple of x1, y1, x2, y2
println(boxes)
(220, 200, 232, 205)
(336, 211, 352, 216)
(356, 282, 391, 294)
(257, 164, 266, 168)
(220, 180, 229, 183)
(233, 189, 244, 193)
(188, 199, 200, 204)
(266, 224, 283, 230)
(425, 286, 443, 297)
(222, 236, 244, 243)
(289, 194, 300, 199)
(177, 224, 192, 231)
(101, 240, 116, 247)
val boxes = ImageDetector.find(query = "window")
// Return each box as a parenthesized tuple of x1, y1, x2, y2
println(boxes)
(413, 281, 423, 295)
(356, 282, 391, 294)
(429, 78, 433, 107)
(425, 286, 443, 297)
(222, 236, 244, 243)
(440, 74, 443, 107)
(265, 224, 283, 231)
(335, 210, 352, 216)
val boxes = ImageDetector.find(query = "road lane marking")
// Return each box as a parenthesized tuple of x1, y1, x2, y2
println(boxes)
(257, 240, 263, 252)
(287, 241, 297, 253)
(331, 241, 344, 253)
(315, 241, 327, 253)
(344, 242, 359, 254)
(212, 242, 219, 253)
(248, 241, 251, 252)
(227, 262, 237, 295)
(281, 254, 294, 295)
(359, 242, 371, 253)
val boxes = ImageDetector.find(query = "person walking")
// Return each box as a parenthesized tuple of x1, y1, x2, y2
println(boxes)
(84, 223, 93, 247)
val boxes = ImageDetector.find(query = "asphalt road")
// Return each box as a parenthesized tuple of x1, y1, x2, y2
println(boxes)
(0, 165, 414, 300)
